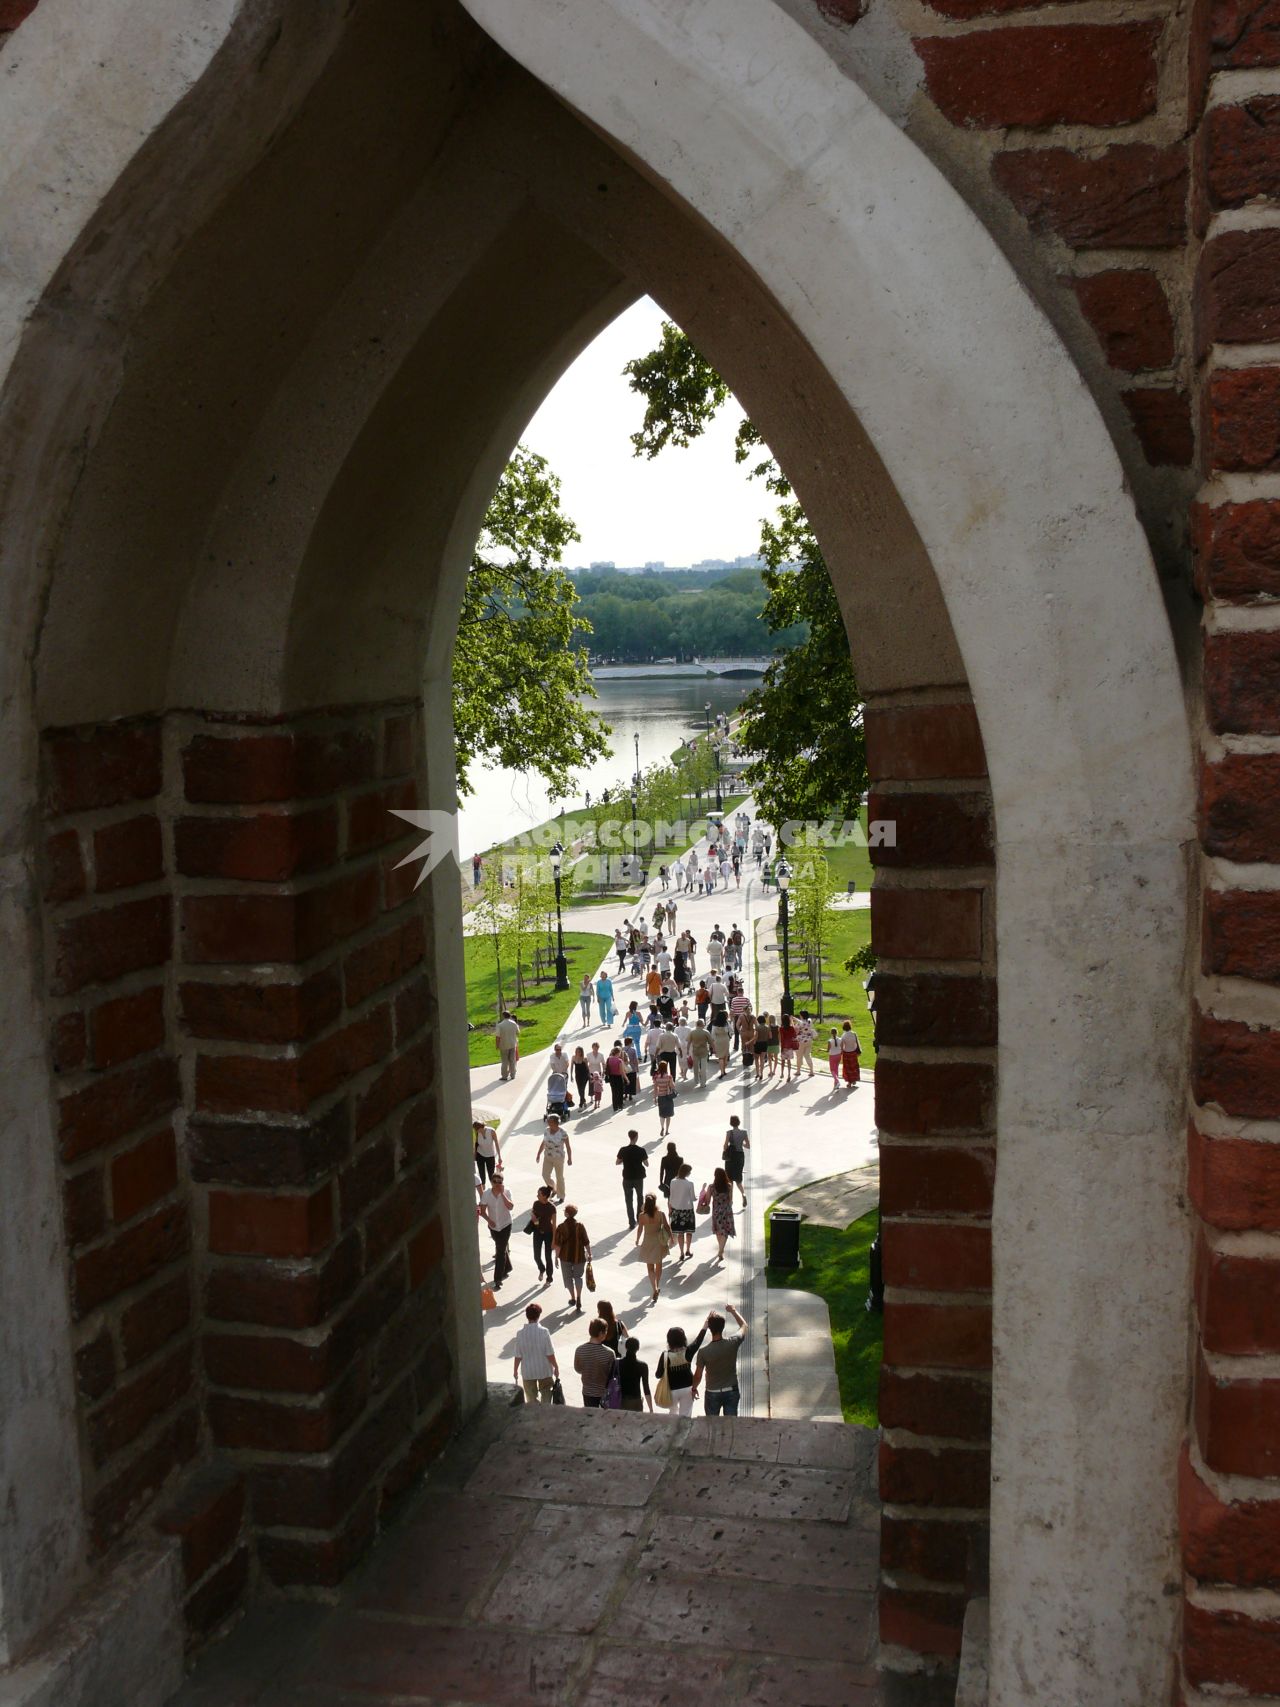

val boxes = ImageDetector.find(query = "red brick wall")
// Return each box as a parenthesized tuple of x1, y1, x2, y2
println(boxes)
(1185, 0, 1280, 1675)
(40, 702, 456, 1639)
(868, 697, 996, 1671)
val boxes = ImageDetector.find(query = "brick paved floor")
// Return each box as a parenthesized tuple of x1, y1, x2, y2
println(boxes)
(170, 1397, 954, 1706)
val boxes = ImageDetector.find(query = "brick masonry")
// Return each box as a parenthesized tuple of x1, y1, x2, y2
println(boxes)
(865, 697, 996, 1669)
(39, 703, 457, 1640)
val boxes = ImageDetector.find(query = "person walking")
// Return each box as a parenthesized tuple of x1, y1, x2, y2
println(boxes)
(827, 1026, 842, 1084)
(655, 1020, 679, 1079)
(635, 1192, 673, 1302)
(513, 1301, 560, 1403)
(623, 1037, 641, 1102)
(668, 1163, 697, 1262)
(472, 851, 483, 888)
(472, 1118, 501, 1187)
(536, 1116, 571, 1200)
(673, 1012, 691, 1080)
(655, 1326, 696, 1418)
(615, 1128, 649, 1228)
(665, 898, 677, 934)
(622, 1002, 644, 1052)
(722, 1117, 750, 1209)
(617, 1337, 653, 1412)
(573, 1318, 616, 1408)
(691, 1305, 748, 1416)
(795, 1010, 816, 1078)
(571, 1045, 590, 1108)
(710, 1013, 732, 1078)
(478, 1170, 514, 1290)
(689, 1018, 713, 1087)
(494, 1010, 520, 1082)
(659, 1140, 683, 1201)
(710, 1166, 736, 1263)
(615, 926, 629, 972)
(588, 1050, 605, 1111)
(529, 1184, 557, 1286)
(737, 1006, 757, 1071)
(596, 1298, 629, 1358)
(553, 1204, 592, 1311)
(752, 1013, 772, 1083)
(596, 970, 616, 1028)
(605, 1042, 628, 1111)
(778, 1012, 798, 1082)
(840, 1019, 862, 1087)
(578, 974, 593, 1027)
(693, 979, 710, 1023)
(652, 1061, 677, 1137)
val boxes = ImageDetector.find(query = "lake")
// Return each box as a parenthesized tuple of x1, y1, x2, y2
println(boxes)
(456, 674, 753, 858)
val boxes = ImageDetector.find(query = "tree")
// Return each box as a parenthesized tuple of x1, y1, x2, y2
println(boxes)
(789, 844, 837, 1018)
(454, 446, 612, 798)
(625, 325, 866, 828)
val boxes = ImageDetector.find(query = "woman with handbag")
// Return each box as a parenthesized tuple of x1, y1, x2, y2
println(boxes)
(654, 1325, 696, 1418)
(553, 1204, 592, 1313)
(527, 1185, 556, 1287)
(668, 1163, 697, 1263)
(635, 1192, 674, 1303)
(596, 1298, 629, 1357)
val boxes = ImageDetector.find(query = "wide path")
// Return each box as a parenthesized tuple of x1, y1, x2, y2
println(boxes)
(173, 1397, 953, 1707)
(470, 814, 877, 1414)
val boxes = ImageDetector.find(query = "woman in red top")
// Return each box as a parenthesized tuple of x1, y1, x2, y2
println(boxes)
(778, 1015, 799, 1082)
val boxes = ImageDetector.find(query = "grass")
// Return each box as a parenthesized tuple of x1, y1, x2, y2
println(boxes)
(766, 1201, 882, 1427)
(760, 894, 877, 1068)
(463, 931, 612, 1067)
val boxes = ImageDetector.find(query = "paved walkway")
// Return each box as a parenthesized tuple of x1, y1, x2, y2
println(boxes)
(467, 809, 877, 1417)
(171, 1398, 952, 1707)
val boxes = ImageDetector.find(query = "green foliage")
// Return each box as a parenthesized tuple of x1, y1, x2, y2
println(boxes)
(845, 943, 877, 977)
(455, 446, 611, 797)
(787, 845, 838, 1020)
(766, 1204, 882, 1426)
(623, 325, 865, 823)
(624, 321, 730, 458)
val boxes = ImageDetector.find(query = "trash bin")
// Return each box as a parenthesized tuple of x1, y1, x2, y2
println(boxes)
(769, 1207, 802, 1270)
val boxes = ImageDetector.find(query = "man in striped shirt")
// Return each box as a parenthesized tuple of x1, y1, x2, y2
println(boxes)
(513, 1302, 559, 1403)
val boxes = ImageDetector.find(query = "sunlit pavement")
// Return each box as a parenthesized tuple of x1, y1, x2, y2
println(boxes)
(472, 810, 878, 1414)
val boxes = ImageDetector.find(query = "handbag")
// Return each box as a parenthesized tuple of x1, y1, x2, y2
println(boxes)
(522, 1218, 535, 1234)
(551, 1377, 565, 1405)
(480, 1285, 497, 1310)
(605, 1367, 623, 1410)
(658, 1219, 674, 1256)
(697, 1183, 712, 1215)
(654, 1361, 671, 1409)
(585, 1261, 596, 1293)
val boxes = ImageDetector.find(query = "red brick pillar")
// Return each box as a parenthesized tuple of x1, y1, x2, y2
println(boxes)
(1186, 23, 1280, 1684)
(178, 705, 453, 1589)
(41, 718, 197, 1559)
(865, 698, 996, 1671)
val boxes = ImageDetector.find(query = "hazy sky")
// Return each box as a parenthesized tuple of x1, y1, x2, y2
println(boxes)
(519, 296, 770, 568)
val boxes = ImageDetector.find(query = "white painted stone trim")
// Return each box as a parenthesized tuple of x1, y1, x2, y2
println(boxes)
(457, 2, 1194, 1701)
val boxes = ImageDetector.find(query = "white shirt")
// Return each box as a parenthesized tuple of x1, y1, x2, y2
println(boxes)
(542, 1127, 567, 1158)
(669, 1176, 696, 1212)
(514, 1321, 555, 1381)
(840, 1030, 861, 1054)
(474, 1125, 498, 1158)
(480, 1186, 513, 1231)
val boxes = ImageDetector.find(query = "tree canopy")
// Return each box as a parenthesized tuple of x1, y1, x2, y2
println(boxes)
(453, 446, 611, 798)
(624, 323, 867, 828)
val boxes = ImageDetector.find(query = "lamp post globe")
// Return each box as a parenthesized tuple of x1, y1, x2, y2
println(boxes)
(550, 841, 569, 991)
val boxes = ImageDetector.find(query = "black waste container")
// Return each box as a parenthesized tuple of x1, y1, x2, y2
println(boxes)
(769, 1207, 802, 1270)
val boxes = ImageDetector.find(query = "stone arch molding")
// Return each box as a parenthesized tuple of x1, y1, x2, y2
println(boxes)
(460, 2, 1195, 1703)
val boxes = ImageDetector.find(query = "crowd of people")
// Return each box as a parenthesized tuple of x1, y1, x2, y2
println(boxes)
(473, 809, 864, 1417)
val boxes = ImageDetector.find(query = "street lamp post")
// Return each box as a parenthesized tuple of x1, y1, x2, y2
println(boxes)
(777, 859, 793, 1017)
(705, 701, 723, 813)
(550, 842, 569, 991)
(629, 790, 639, 891)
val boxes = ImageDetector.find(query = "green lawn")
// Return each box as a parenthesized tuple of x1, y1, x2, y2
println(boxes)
(760, 896, 876, 1067)
(464, 931, 612, 1067)
(766, 1202, 882, 1427)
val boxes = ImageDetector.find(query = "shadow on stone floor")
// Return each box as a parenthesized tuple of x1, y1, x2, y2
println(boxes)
(169, 1390, 955, 1707)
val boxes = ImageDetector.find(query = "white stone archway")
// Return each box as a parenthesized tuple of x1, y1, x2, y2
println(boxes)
(454, 3, 1196, 1701)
